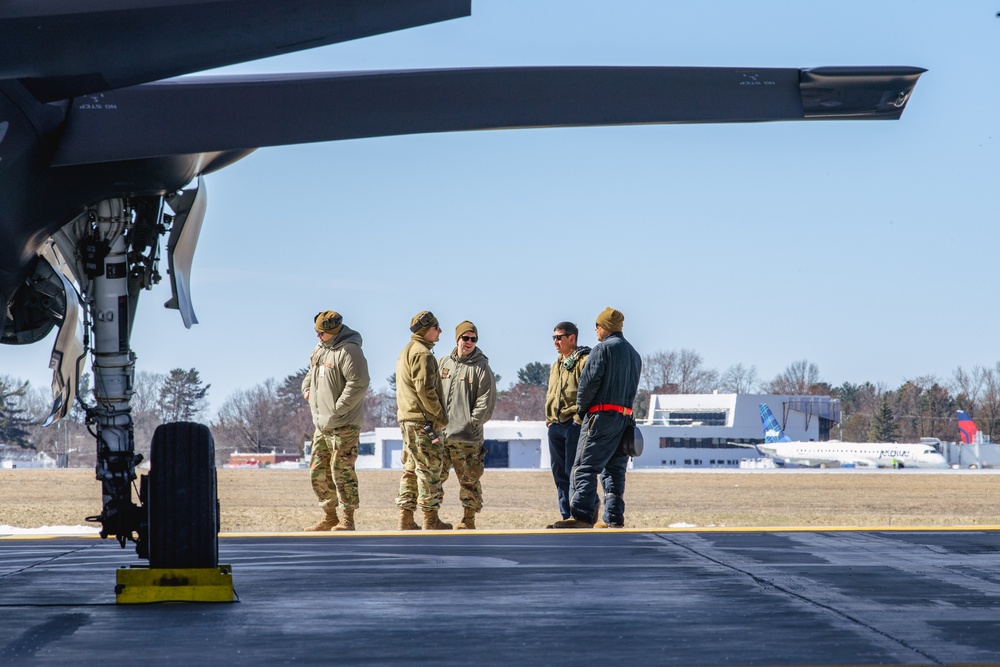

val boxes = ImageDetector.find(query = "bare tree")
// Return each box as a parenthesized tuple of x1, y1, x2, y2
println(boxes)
(16, 382, 53, 453)
(276, 368, 313, 447)
(978, 363, 1000, 442)
(641, 349, 717, 394)
(493, 383, 545, 421)
(676, 349, 719, 394)
(11, 379, 98, 467)
(213, 379, 292, 462)
(133, 371, 165, 418)
(765, 360, 824, 395)
(641, 350, 678, 393)
(132, 370, 165, 459)
(951, 365, 987, 417)
(720, 363, 758, 394)
(363, 387, 398, 431)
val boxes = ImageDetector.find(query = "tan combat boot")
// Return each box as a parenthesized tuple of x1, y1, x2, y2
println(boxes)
(422, 509, 453, 530)
(455, 507, 476, 530)
(304, 509, 340, 532)
(398, 508, 421, 530)
(333, 508, 356, 531)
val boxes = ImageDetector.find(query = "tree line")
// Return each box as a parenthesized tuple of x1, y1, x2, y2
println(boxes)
(4, 350, 1000, 465)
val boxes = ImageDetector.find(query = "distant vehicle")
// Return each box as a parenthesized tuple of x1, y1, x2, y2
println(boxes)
(744, 404, 948, 469)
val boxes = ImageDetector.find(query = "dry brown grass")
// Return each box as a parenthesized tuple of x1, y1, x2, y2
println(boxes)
(2, 468, 999, 533)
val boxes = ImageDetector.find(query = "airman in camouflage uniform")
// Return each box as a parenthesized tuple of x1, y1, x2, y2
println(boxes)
(439, 321, 496, 529)
(395, 310, 451, 530)
(301, 310, 370, 531)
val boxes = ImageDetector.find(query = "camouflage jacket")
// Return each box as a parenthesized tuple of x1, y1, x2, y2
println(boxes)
(439, 346, 496, 442)
(301, 325, 370, 431)
(396, 334, 448, 429)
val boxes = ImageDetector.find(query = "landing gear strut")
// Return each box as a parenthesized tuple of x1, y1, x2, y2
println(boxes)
(73, 196, 219, 569)
(82, 198, 147, 552)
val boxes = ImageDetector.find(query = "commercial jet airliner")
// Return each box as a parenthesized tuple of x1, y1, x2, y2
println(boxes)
(751, 404, 948, 469)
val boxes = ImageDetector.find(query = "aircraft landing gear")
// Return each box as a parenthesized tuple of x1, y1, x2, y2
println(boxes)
(67, 196, 230, 601)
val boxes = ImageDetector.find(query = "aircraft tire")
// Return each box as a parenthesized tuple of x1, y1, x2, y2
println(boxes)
(148, 421, 219, 569)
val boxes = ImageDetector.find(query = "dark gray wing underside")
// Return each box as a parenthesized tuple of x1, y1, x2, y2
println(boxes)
(0, 0, 471, 101)
(52, 65, 925, 167)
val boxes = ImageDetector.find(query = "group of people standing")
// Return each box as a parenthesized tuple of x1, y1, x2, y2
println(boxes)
(299, 306, 640, 532)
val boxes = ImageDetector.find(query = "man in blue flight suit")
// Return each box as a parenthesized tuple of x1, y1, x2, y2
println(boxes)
(550, 307, 641, 529)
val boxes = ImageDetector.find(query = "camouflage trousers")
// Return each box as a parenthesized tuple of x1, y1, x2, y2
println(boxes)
(309, 424, 360, 513)
(441, 440, 485, 511)
(395, 422, 445, 512)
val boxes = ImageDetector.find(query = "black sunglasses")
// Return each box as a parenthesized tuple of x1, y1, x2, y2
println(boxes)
(552, 334, 570, 341)
(460, 335, 477, 342)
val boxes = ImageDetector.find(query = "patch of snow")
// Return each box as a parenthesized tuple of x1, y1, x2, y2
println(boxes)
(669, 522, 697, 528)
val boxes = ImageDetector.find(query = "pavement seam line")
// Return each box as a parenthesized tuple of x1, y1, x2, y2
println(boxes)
(0, 542, 100, 581)
(648, 532, 945, 665)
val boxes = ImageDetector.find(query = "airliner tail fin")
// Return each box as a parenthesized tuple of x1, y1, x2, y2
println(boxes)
(760, 404, 793, 444)
(957, 410, 979, 444)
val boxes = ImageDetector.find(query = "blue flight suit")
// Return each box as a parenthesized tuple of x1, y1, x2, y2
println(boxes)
(569, 331, 641, 525)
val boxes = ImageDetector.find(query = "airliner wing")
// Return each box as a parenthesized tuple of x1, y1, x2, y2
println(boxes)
(51, 65, 925, 166)
(0, 0, 472, 101)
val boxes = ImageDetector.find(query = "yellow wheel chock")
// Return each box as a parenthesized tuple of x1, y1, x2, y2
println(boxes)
(115, 565, 234, 604)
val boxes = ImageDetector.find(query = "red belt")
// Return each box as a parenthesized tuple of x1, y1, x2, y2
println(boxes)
(588, 404, 633, 416)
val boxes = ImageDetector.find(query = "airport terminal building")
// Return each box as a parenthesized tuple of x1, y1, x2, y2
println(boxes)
(355, 393, 840, 470)
(637, 393, 839, 468)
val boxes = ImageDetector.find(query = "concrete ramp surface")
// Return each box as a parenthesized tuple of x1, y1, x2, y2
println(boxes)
(2, 529, 999, 665)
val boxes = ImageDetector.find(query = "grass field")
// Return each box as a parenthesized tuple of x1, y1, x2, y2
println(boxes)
(2, 468, 1000, 533)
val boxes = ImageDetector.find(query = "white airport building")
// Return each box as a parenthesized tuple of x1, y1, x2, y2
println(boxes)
(638, 393, 837, 468)
(357, 393, 840, 470)
(358, 419, 547, 470)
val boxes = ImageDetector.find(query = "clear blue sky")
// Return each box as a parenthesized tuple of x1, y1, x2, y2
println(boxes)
(5, 1, 999, 416)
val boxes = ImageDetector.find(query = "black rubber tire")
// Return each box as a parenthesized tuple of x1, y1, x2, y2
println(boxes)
(148, 421, 219, 569)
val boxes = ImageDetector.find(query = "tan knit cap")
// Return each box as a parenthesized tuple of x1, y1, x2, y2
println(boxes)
(409, 310, 439, 335)
(596, 307, 624, 333)
(455, 320, 478, 342)
(314, 310, 344, 336)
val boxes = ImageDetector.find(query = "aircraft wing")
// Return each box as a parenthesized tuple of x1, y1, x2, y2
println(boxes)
(51, 65, 925, 167)
(0, 0, 472, 101)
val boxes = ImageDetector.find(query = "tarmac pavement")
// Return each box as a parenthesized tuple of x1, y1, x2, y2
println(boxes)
(2, 528, 999, 665)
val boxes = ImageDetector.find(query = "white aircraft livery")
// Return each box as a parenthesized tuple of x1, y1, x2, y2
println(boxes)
(754, 404, 948, 469)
